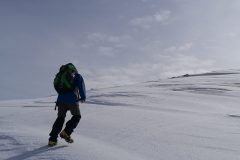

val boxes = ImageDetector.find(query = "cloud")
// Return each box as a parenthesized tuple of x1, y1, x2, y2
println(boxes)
(129, 10, 171, 29)
(83, 32, 133, 57)
(160, 54, 215, 77)
(163, 42, 194, 54)
(87, 33, 107, 42)
(98, 46, 115, 56)
(139, 41, 194, 58)
(224, 32, 240, 38)
(82, 54, 215, 89)
(87, 32, 131, 44)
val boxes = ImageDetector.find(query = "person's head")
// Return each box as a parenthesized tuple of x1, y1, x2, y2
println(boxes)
(66, 63, 78, 73)
(59, 63, 78, 73)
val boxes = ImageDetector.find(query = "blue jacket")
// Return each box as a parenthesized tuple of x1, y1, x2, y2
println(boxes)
(57, 73, 86, 105)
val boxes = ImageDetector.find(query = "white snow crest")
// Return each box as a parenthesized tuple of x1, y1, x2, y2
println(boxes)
(1, 70, 240, 160)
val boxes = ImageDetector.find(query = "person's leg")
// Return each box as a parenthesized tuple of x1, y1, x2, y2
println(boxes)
(63, 104, 81, 136)
(49, 104, 68, 141)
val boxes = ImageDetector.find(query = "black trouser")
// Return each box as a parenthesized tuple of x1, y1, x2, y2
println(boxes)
(49, 103, 81, 141)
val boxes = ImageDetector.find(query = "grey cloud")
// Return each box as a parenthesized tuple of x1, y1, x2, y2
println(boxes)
(163, 43, 194, 54)
(1, 0, 240, 100)
(84, 54, 215, 89)
(129, 10, 171, 29)
(98, 46, 115, 56)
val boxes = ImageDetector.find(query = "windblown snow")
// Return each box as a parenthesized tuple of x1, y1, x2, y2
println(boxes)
(1, 70, 240, 160)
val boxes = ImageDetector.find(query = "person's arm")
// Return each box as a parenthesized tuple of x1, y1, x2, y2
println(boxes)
(75, 73, 86, 102)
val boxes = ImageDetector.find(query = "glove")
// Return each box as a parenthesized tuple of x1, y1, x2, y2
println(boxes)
(79, 98, 86, 103)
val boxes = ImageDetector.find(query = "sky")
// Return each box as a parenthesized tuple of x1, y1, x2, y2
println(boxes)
(1, 0, 240, 100)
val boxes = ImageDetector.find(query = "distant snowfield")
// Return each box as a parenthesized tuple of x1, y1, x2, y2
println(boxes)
(2, 70, 240, 160)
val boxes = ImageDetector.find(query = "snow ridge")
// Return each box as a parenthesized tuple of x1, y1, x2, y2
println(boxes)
(1, 70, 240, 160)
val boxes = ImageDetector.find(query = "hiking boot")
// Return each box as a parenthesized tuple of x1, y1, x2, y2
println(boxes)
(60, 130, 74, 143)
(48, 140, 57, 147)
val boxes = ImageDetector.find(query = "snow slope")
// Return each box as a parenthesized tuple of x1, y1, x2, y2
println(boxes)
(1, 70, 240, 160)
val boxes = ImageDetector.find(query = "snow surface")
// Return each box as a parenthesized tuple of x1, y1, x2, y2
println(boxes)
(2, 70, 240, 160)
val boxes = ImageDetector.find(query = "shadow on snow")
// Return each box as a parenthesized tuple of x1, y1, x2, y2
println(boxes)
(5, 145, 68, 160)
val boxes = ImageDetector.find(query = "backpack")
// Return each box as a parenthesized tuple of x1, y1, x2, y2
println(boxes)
(54, 63, 77, 94)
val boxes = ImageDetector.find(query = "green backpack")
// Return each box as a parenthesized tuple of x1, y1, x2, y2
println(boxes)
(54, 63, 78, 94)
